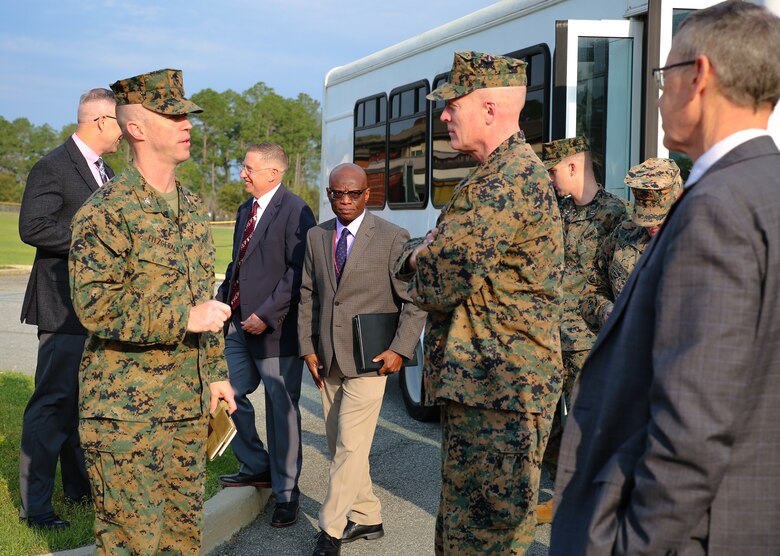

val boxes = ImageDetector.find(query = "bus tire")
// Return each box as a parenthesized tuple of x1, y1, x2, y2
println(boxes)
(399, 354, 439, 422)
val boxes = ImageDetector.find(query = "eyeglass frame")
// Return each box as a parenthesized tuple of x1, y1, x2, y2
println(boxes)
(327, 187, 368, 200)
(239, 164, 276, 176)
(93, 115, 117, 121)
(652, 60, 696, 90)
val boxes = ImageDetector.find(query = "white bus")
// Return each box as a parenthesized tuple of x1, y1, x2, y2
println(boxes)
(320, 0, 780, 420)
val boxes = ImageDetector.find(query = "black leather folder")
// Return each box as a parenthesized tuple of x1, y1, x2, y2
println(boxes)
(352, 312, 419, 373)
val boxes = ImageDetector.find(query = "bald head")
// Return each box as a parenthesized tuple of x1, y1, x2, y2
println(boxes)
(329, 163, 367, 187)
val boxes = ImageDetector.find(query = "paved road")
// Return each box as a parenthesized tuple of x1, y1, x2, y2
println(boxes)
(0, 271, 38, 375)
(212, 371, 554, 556)
(0, 272, 554, 555)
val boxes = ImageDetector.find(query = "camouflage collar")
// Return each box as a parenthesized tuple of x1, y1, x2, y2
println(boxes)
(125, 164, 196, 214)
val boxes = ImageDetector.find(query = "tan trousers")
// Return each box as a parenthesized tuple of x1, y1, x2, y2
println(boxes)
(319, 364, 387, 538)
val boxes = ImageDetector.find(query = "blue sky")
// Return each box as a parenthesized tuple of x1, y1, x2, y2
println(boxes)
(0, 0, 492, 129)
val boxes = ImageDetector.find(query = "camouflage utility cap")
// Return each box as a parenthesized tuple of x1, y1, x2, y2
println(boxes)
(625, 158, 682, 227)
(542, 136, 590, 170)
(427, 51, 527, 101)
(110, 69, 202, 115)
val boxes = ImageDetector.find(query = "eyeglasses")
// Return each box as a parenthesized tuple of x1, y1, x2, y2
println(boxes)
(652, 60, 696, 90)
(327, 188, 367, 200)
(93, 115, 117, 121)
(240, 165, 275, 176)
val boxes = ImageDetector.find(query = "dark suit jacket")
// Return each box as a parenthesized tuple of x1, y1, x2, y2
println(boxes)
(20, 136, 111, 334)
(217, 185, 315, 359)
(298, 212, 427, 378)
(551, 136, 780, 555)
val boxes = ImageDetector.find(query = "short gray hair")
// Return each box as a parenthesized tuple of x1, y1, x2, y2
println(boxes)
(247, 142, 289, 173)
(77, 88, 116, 122)
(674, 1, 780, 109)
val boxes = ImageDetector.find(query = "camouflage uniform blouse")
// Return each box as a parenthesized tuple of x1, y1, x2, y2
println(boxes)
(558, 189, 627, 352)
(580, 219, 650, 332)
(69, 165, 228, 422)
(398, 132, 564, 413)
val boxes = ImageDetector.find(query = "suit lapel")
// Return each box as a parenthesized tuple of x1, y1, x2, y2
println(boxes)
(339, 211, 375, 285)
(65, 137, 100, 193)
(589, 136, 777, 355)
(244, 186, 284, 259)
(321, 219, 338, 292)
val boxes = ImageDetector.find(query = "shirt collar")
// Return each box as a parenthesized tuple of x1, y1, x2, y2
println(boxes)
(336, 210, 366, 239)
(685, 129, 769, 187)
(71, 132, 100, 165)
(254, 182, 282, 210)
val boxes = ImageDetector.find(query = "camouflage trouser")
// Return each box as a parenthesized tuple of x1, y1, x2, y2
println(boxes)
(79, 416, 208, 555)
(542, 349, 588, 480)
(436, 400, 553, 555)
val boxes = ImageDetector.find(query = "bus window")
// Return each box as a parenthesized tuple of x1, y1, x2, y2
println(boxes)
(513, 45, 552, 156)
(354, 94, 388, 208)
(388, 81, 429, 209)
(430, 73, 478, 208)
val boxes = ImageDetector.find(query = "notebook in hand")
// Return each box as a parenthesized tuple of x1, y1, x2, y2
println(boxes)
(352, 312, 419, 374)
(207, 399, 237, 461)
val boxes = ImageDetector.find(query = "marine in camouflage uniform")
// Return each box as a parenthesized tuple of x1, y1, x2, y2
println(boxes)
(69, 69, 234, 555)
(580, 158, 683, 332)
(396, 51, 564, 555)
(540, 137, 627, 481)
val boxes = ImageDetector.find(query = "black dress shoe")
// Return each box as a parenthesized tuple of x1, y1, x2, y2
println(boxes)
(313, 530, 341, 556)
(271, 500, 299, 527)
(341, 519, 384, 543)
(25, 512, 70, 530)
(218, 470, 272, 488)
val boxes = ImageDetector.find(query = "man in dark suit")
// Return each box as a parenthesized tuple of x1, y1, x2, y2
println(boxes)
(299, 163, 426, 556)
(18, 88, 122, 529)
(551, 3, 780, 554)
(216, 142, 315, 528)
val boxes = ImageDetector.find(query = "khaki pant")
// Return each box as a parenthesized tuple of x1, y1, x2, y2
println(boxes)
(80, 417, 207, 555)
(319, 364, 387, 538)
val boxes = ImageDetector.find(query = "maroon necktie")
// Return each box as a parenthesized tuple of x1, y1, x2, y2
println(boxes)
(229, 201, 259, 311)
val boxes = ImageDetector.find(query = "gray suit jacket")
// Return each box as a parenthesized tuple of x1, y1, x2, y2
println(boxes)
(551, 136, 780, 556)
(298, 212, 426, 377)
(19, 137, 111, 333)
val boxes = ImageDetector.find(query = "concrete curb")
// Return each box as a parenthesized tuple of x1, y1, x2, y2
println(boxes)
(38, 486, 271, 556)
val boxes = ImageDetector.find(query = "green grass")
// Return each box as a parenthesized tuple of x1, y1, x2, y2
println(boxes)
(0, 211, 235, 275)
(0, 371, 241, 555)
(211, 224, 235, 275)
(0, 213, 35, 267)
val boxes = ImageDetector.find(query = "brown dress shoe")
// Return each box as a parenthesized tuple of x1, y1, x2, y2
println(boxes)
(536, 498, 554, 524)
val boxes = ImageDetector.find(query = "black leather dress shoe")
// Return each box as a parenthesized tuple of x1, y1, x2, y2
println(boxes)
(313, 530, 341, 556)
(25, 512, 70, 530)
(218, 470, 272, 488)
(341, 519, 384, 543)
(271, 500, 299, 527)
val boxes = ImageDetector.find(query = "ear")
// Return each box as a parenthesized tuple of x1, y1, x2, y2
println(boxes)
(124, 120, 145, 142)
(569, 161, 577, 177)
(484, 100, 497, 124)
(691, 55, 712, 98)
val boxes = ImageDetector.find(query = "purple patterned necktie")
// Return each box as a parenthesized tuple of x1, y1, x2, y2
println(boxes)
(95, 158, 109, 185)
(335, 229, 349, 283)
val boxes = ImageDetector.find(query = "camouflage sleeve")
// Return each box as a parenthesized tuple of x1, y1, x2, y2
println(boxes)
(69, 203, 189, 345)
(580, 226, 617, 332)
(407, 174, 526, 313)
(203, 331, 229, 382)
(392, 236, 426, 282)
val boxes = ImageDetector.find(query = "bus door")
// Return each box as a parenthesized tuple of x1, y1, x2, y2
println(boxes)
(553, 19, 643, 200)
